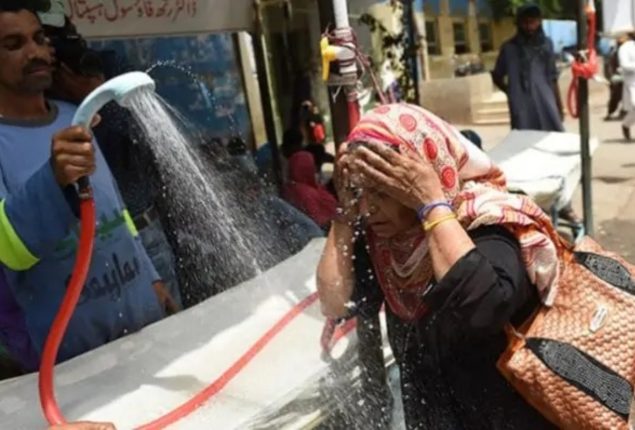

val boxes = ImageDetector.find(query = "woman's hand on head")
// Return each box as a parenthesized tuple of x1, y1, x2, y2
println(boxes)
(351, 142, 446, 209)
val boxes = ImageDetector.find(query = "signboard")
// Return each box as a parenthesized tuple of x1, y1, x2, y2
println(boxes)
(61, 0, 255, 38)
(603, 0, 635, 35)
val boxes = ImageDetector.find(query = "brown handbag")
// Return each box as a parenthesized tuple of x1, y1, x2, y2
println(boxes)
(498, 236, 635, 430)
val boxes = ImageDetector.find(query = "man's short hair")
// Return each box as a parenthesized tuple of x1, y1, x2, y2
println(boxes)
(0, 0, 46, 14)
(517, 4, 542, 20)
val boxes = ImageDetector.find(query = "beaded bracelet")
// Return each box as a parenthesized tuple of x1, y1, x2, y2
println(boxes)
(416, 200, 453, 221)
(423, 213, 457, 232)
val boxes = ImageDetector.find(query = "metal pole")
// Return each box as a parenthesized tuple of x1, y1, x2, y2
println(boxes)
(318, 0, 355, 145)
(252, 1, 283, 193)
(404, 0, 420, 103)
(318, 2, 390, 427)
(578, 0, 594, 236)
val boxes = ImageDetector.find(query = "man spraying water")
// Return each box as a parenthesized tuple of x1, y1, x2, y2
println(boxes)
(0, 0, 169, 380)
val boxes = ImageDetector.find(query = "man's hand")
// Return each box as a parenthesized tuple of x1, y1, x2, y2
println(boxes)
(153, 281, 180, 315)
(51, 127, 96, 187)
(48, 421, 116, 430)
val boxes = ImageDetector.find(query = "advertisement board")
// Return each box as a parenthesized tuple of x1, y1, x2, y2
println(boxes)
(52, 0, 254, 38)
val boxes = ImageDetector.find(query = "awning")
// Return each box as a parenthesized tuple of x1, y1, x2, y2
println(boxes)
(63, 0, 255, 38)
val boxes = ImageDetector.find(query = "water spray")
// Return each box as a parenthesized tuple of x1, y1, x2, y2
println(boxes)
(38, 72, 156, 427)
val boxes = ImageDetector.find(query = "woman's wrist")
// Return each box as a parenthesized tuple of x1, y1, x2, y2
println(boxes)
(334, 203, 358, 225)
(420, 203, 456, 233)
(331, 217, 356, 244)
(416, 198, 453, 221)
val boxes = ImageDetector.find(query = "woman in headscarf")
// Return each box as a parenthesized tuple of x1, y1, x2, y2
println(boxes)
(317, 104, 560, 429)
(283, 151, 338, 230)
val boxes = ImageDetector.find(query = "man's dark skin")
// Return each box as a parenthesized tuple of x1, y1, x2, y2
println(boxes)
(492, 13, 565, 120)
(0, 8, 117, 430)
(0, 9, 95, 186)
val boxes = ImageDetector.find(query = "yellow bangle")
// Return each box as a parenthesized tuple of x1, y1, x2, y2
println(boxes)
(423, 213, 457, 232)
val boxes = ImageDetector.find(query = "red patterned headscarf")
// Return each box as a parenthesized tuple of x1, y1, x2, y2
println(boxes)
(348, 104, 564, 321)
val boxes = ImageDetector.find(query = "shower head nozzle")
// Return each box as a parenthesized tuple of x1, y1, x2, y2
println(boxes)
(108, 71, 156, 107)
(71, 71, 156, 128)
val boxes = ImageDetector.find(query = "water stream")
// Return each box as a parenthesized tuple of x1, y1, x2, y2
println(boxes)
(126, 86, 401, 428)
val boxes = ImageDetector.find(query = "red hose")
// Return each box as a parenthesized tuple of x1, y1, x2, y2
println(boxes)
(567, 4, 598, 118)
(39, 196, 96, 426)
(37, 201, 337, 428)
(137, 292, 320, 430)
(38, 95, 363, 429)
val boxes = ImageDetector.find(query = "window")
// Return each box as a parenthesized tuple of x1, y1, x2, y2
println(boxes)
(453, 22, 469, 54)
(479, 22, 494, 52)
(425, 20, 440, 55)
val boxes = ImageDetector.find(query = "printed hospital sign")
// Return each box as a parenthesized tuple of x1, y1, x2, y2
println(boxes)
(62, 0, 255, 38)
(603, 0, 635, 35)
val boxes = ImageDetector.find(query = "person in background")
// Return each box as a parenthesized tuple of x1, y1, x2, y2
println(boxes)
(619, 32, 635, 142)
(300, 99, 326, 145)
(283, 151, 338, 231)
(0, 1, 167, 370)
(42, 15, 182, 313)
(492, 4, 581, 225)
(227, 135, 259, 176)
(604, 35, 627, 121)
(492, 4, 563, 131)
(281, 127, 334, 180)
(281, 127, 304, 159)
(220, 140, 325, 248)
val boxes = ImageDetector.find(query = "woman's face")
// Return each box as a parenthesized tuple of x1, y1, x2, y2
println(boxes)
(360, 188, 418, 239)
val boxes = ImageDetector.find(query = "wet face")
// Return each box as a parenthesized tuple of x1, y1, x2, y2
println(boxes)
(519, 16, 541, 38)
(360, 188, 418, 239)
(0, 10, 54, 94)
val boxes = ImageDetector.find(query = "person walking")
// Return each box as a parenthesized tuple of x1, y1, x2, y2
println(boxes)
(619, 32, 635, 141)
(605, 35, 627, 121)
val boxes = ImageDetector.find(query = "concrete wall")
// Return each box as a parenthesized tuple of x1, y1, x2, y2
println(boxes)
(425, 16, 515, 79)
(420, 72, 494, 123)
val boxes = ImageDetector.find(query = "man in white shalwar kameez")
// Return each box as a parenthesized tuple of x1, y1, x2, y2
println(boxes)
(620, 33, 635, 141)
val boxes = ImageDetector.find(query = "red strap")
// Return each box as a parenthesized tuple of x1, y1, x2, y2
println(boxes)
(567, 7, 598, 119)
(137, 292, 321, 429)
